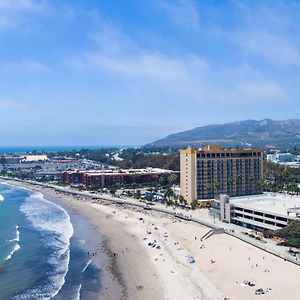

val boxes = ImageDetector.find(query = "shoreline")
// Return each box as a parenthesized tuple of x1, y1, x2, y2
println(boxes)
(1, 180, 125, 300)
(4, 178, 300, 300)
(43, 187, 167, 300)
(3, 179, 223, 300)
(3, 180, 166, 299)
(44, 193, 124, 300)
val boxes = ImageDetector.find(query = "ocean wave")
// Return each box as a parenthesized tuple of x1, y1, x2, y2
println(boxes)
(1, 226, 21, 262)
(74, 259, 93, 300)
(0, 194, 4, 201)
(0, 181, 31, 192)
(15, 192, 74, 300)
(8, 225, 20, 243)
(82, 258, 93, 274)
(5, 243, 20, 261)
(74, 284, 82, 300)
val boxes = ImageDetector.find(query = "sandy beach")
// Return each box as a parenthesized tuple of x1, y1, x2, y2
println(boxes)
(5, 179, 300, 300)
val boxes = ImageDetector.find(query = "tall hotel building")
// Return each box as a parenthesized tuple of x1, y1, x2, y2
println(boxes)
(180, 145, 264, 205)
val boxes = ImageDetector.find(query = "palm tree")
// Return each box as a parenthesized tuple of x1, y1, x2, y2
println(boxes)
(191, 199, 198, 209)
(167, 173, 177, 186)
(179, 195, 185, 205)
(164, 187, 174, 204)
(249, 175, 255, 194)
(207, 183, 213, 198)
(134, 189, 141, 199)
(215, 181, 221, 196)
(257, 178, 266, 193)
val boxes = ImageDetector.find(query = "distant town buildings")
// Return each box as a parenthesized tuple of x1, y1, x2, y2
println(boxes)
(266, 152, 294, 163)
(0, 154, 48, 164)
(180, 145, 264, 205)
(22, 155, 48, 162)
(266, 152, 300, 168)
(63, 168, 178, 189)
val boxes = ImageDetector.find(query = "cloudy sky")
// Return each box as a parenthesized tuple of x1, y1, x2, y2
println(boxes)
(0, 0, 299, 146)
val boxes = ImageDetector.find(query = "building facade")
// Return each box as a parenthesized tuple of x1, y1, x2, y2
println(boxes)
(180, 145, 264, 205)
(266, 152, 294, 163)
(63, 168, 178, 189)
(215, 194, 300, 231)
(180, 147, 197, 204)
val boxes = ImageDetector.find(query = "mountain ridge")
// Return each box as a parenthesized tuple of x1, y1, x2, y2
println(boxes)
(147, 119, 300, 149)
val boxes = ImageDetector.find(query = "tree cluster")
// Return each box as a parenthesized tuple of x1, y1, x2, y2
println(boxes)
(267, 221, 300, 248)
(264, 161, 300, 193)
(118, 150, 179, 171)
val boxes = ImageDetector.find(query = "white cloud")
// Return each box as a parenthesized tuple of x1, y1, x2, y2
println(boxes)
(237, 80, 286, 100)
(0, 0, 47, 29)
(213, 1, 300, 67)
(80, 52, 208, 81)
(0, 98, 25, 109)
(0, 0, 44, 11)
(236, 31, 299, 66)
(1, 60, 49, 72)
(156, 0, 199, 29)
(91, 25, 133, 55)
(65, 21, 208, 81)
(64, 19, 287, 108)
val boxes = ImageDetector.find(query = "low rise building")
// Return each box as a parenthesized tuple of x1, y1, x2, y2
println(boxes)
(63, 168, 178, 189)
(266, 152, 294, 163)
(215, 193, 300, 231)
(21, 155, 48, 162)
(0, 155, 22, 164)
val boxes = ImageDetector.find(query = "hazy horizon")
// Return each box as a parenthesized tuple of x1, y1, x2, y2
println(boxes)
(1, 0, 300, 145)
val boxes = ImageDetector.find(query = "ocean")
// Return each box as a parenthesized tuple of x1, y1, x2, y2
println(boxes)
(0, 145, 133, 154)
(0, 183, 102, 299)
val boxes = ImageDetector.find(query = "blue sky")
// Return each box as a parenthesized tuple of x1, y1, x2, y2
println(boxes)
(0, 0, 299, 146)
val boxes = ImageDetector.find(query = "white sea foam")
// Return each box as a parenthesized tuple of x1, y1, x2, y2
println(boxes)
(0, 194, 4, 201)
(72, 258, 93, 300)
(5, 243, 20, 261)
(74, 284, 82, 300)
(74, 259, 92, 300)
(82, 258, 93, 273)
(15, 192, 74, 300)
(4, 226, 21, 260)
(9, 225, 20, 242)
(0, 181, 31, 192)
